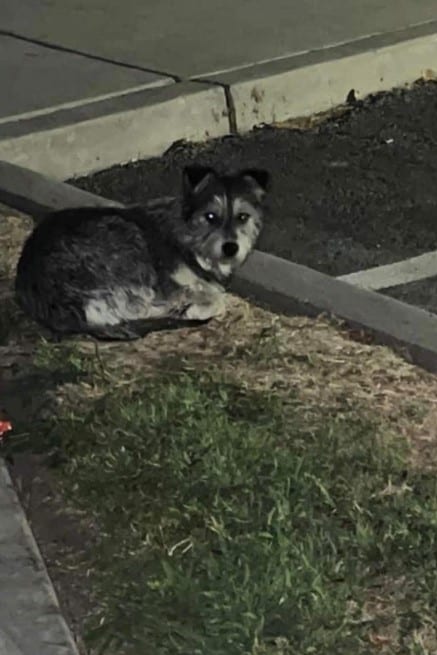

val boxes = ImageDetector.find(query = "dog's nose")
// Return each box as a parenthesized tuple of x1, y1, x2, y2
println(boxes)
(222, 241, 239, 258)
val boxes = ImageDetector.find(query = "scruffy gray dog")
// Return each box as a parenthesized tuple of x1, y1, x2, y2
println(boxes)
(15, 166, 269, 340)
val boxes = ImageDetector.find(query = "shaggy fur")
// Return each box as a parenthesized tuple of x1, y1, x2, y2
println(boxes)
(15, 166, 269, 340)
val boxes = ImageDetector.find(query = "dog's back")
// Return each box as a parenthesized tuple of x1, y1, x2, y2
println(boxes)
(15, 206, 166, 335)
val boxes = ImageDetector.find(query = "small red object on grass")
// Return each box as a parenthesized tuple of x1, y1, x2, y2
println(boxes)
(0, 420, 12, 441)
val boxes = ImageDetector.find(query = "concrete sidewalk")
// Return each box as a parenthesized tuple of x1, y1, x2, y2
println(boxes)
(1, 0, 437, 178)
(2, 0, 437, 79)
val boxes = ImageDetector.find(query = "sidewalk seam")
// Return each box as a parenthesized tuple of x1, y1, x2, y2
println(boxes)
(191, 78, 237, 132)
(223, 85, 238, 133)
(0, 29, 182, 82)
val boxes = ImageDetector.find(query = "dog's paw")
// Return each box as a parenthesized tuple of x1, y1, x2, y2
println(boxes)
(184, 296, 227, 321)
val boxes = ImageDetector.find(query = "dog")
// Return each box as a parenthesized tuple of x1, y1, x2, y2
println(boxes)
(15, 166, 269, 341)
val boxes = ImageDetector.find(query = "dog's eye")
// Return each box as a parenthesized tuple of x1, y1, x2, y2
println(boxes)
(238, 212, 249, 223)
(204, 212, 218, 223)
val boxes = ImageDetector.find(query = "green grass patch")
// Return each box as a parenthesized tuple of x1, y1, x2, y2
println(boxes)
(16, 358, 437, 654)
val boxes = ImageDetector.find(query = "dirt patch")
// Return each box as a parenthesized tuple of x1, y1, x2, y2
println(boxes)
(382, 274, 437, 314)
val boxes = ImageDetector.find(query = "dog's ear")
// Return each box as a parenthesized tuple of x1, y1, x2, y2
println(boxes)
(241, 169, 270, 200)
(183, 166, 217, 196)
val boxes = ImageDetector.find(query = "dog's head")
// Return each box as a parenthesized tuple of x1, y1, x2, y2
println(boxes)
(180, 165, 269, 279)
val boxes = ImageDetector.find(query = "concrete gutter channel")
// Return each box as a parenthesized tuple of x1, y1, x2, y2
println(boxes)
(2, 22, 437, 654)
(0, 461, 81, 655)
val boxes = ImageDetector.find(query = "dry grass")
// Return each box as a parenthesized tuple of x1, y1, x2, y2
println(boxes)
(0, 203, 33, 278)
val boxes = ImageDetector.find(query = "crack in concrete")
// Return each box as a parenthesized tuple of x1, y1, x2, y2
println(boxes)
(0, 29, 182, 83)
(190, 78, 237, 133)
(0, 29, 238, 136)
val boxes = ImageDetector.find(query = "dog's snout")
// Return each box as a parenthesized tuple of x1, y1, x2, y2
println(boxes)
(222, 241, 239, 258)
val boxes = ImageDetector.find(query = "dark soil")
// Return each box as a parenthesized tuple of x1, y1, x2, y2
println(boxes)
(72, 80, 437, 277)
(383, 275, 437, 313)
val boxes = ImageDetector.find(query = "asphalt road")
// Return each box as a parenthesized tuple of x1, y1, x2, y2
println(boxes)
(74, 80, 437, 309)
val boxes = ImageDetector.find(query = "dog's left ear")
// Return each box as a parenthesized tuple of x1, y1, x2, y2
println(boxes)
(241, 169, 270, 200)
(183, 166, 217, 197)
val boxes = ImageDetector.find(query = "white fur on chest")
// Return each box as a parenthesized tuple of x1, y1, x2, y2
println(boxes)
(170, 263, 222, 294)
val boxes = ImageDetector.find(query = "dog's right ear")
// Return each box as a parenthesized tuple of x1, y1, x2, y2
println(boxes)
(241, 169, 270, 200)
(183, 166, 217, 196)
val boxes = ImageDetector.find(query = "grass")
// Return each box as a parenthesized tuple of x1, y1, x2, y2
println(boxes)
(10, 345, 436, 655)
(2, 208, 437, 654)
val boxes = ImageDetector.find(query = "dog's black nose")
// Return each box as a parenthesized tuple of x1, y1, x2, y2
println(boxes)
(222, 241, 239, 258)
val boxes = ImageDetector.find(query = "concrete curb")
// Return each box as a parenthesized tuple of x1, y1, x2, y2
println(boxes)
(0, 160, 175, 220)
(2, 23, 437, 179)
(2, 159, 437, 373)
(231, 250, 437, 373)
(0, 458, 80, 655)
(0, 160, 120, 219)
(0, 82, 229, 180)
(204, 21, 437, 132)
